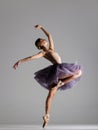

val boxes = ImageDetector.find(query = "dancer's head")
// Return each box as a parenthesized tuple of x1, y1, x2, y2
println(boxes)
(35, 38, 48, 50)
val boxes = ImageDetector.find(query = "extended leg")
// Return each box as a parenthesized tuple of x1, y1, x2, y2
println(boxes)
(57, 70, 82, 89)
(61, 70, 82, 83)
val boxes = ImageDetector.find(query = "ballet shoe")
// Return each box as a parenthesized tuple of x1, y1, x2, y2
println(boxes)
(42, 114, 49, 128)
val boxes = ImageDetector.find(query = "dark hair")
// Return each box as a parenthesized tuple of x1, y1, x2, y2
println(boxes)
(35, 38, 46, 48)
(35, 38, 42, 46)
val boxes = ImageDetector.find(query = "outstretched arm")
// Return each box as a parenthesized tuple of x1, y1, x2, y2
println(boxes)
(13, 51, 45, 69)
(35, 25, 54, 50)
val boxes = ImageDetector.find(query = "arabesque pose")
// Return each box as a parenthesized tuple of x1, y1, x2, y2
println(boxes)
(13, 25, 82, 128)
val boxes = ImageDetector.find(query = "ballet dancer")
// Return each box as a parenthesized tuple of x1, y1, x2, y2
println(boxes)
(13, 25, 82, 128)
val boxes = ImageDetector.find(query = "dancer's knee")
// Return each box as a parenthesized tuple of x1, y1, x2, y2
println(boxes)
(78, 70, 82, 76)
(74, 70, 82, 79)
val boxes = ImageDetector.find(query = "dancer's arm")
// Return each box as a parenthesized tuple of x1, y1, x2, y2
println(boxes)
(13, 51, 45, 69)
(35, 25, 54, 50)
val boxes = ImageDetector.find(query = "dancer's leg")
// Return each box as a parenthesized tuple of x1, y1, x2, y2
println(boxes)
(43, 70, 82, 127)
(43, 87, 58, 128)
(61, 70, 82, 83)
(57, 70, 82, 89)
(45, 87, 57, 115)
(45, 70, 82, 114)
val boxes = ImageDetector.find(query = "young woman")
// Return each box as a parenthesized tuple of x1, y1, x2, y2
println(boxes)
(13, 25, 82, 128)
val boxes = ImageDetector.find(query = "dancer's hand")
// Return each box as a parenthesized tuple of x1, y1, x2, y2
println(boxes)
(13, 60, 20, 70)
(34, 24, 42, 29)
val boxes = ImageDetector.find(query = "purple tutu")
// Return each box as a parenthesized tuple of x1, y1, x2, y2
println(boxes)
(34, 63, 82, 90)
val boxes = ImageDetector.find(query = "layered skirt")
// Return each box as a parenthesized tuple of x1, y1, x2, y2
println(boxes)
(34, 63, 82, 91)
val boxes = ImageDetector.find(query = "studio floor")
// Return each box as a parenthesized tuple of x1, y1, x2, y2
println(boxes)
(0, 125, 98, 130)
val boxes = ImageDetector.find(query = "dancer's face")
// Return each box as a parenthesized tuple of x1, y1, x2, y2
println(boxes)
(36, 40, 48, 50)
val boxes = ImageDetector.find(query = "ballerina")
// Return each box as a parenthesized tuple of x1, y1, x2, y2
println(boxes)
(13, 25, 82, 128)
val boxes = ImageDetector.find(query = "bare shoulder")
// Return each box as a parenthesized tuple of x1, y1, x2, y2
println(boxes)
(38, 51, 46, 56)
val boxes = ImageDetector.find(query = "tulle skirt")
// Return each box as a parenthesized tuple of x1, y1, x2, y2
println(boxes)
(34, 63, 82, 91)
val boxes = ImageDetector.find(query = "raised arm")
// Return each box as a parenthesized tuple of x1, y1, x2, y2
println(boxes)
(35, 25, 54, 50)
(13, 51, 45, 69)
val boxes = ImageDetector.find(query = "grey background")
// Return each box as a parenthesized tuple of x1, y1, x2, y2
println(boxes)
(0, 0, 98, 125)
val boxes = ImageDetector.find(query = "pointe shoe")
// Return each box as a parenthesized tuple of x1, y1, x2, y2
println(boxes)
(42, 114, 49, 128)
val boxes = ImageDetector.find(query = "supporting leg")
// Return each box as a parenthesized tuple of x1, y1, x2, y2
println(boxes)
(45, 87, 57, 114)
(43, 87, 58, 128)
